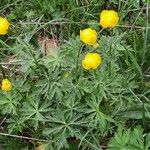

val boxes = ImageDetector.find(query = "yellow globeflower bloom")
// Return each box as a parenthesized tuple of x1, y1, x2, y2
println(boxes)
(80, 28, 99, 47)
(1, 79, 12, 92)
(0, 17, 10, 35)
(82, 52, 102, 70)
(100, 10, 119, 28)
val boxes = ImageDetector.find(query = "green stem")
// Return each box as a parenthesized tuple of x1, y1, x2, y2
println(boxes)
(28, 49, 48, 76)
(0, 132, 50, 142)
(92, 69, 97, 80)
(142, 102, 146, 129)
(75, 45, 83, 82)
(140, 1, 149, 90)
(108, 30, 113, 76)
(141, 1, 149, 67)
(28, 48, 40, 68)
(0, 64, 5, 78)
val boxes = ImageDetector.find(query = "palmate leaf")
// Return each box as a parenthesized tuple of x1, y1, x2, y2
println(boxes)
(62, 76, 94, 101)
(0, 91, 22, 115)
(75, 124, 104, 150)
(7, 116, 26, 133)
(85, 96, 114, 133)
(35, 68, 64, 101)
(61, 96, 87, 118)
(129, 127, 145, 150)
(108, 127, 131, 150)
(43, 48, 64, 71)
(56, 129, 69, 150)
(20, 94, 51, 129)
(61, 37, 82, 67)
(43, 111, 87, 149)
(44, 111, 87, 129)
(108, 126, 150, 150)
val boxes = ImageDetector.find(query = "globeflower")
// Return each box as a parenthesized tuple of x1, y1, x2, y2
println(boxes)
(1, 79, 12, 92)
(100, 10, 119, 28)
(80, 28, 99, 48)
(0, 17, 10, 35)
(82, 52, 102, 70)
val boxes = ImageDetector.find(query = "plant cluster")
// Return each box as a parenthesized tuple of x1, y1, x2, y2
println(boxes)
(0, 0, 150, 150)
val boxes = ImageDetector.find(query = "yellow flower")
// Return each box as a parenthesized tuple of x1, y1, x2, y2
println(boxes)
(80, 28, 99, 47)
(100, 10, 119, 28)
(82, 52, 102, 70)
(1, 79, 12, 92)
(0, 17, 10, 35)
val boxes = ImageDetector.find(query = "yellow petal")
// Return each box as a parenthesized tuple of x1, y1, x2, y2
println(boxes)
(1, 79, 12, 91)
(82, 53, 102, 70)
(0, 17, 9, 35)
(80, 28, 97, 45)
(100, 10, 119, 28)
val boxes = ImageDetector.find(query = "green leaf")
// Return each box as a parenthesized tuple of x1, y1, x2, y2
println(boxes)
(108, 126, 150, 150)
(20, 95, 51, 129)
(108, 127, 131, 150)
(0, 91, 21, 115)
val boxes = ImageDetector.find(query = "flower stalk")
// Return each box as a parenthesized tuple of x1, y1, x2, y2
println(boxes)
(75, 45, 84, 82)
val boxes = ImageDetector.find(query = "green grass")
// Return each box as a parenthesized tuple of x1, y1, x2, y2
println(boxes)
(0, 0, 150, 150)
